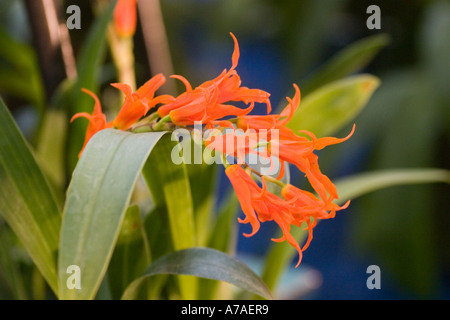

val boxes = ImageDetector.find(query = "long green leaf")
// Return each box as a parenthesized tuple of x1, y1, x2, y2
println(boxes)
(143, 135, 196, 251)
(58, 129, 166, 300)
(0, 97, 61, 294)
(187, 163, 217, 247)
(260, 168, 450, 293)
(121, 247, 273, 300)
(107, 205, 150, 300)
(198, 190, 239, 300)
(287, 74, 380, 137)
(299, 34, 390, 96)
(142, 134, 197, 299)
(334, 168, 450, 206)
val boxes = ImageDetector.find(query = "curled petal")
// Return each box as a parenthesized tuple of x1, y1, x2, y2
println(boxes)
(229, 32, 240, 71)
(171, 74, 193, 92)
(272, 213, 303, 268)
(278, 83, 301, 126)
(225, 165, 261, 238)
(110, 82, 133, 98)
(71, 89, 109, 157)
(315, 124, 356, 150)
(301, 219, 314, 251)
(112, 75, 169, 130)
(136, 73, 166, 99)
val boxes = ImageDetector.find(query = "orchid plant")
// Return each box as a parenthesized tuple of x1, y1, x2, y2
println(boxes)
(0, 0, 449, 300)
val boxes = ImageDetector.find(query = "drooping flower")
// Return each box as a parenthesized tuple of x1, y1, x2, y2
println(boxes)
(157, 33, 271, 126)
(225, 164, 349, 267)
(70, 89, 113, 157)
(225, 165, 263, 238)
(111, 73, 174, 130)
(281, 183, 351, 253)
(269, 125, 355, 202)
(114, 0, 137, 38)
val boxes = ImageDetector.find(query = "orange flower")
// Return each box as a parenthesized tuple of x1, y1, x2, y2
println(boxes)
(114, 0, 137, 38)
(236, 84, 301, 131)
(70, 89, 113, 157)
(157, 33, 271, 126)
(111, 73, 174, 130)
(225, 165, 262, 238)
(281, 183, 350, 253)
(71, 75, 173, 157)
(226, 164, 341, 267)
(205, 129, 262, 165)
(234, 84, 302, 178)
(225, 165, 299, 243)
(269, 125, 355, 202)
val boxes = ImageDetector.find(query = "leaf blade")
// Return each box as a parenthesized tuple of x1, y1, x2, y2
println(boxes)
(0, 97, 61, 294)
(107, 205, 150, 300)
(287, 74, 380, 137)
(142, 134, 197, 299)
(58, 129, 166, 300)
(121, 247, 273, 300)
(334, 168, 450, 206)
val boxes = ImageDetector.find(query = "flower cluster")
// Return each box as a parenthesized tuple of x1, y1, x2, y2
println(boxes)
(70, 73, 173, 157)
(72, 33, 354, 267)
(209, 83, 354, 266)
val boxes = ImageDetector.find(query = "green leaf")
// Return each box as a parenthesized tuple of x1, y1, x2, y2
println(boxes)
(142, 134, 197, 299)
(300, 34, 390, 96)
(66, 0, 118, 174)
(197, 189, 240, 300)
(0, 97, 61, 294)
(107, 205, 150, 300)
(143, 135, 196, 251)
(121, 247, 273, 300)
(35, 109, 67, 204)
(187, 163, 217, 247)
(287, 74, 380, 137)
(208, 190, 240, 254)
(334, 168, 450, 206)
(58, 129, 166, 300)
(260, 168, 450, 293)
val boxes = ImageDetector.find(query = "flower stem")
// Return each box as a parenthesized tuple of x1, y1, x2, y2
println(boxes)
(152, 115, 172, 131)
(262, 175, 286, 188)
